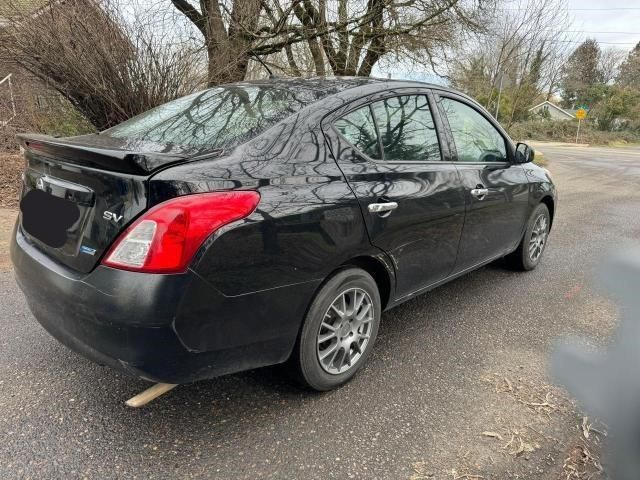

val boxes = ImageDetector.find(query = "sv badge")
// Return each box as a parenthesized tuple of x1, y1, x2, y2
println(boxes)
(103, 211, 124, 223)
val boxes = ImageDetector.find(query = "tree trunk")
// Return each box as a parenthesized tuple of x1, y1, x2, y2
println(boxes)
(206, 44, 250, 86)
(294, 3, 326, 76)
(284, 44, 302, 76)
(357, 36, 386, 77)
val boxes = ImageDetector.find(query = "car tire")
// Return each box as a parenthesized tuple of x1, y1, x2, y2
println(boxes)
(293, 268, 381, 391)
(507, 203, 551, 271)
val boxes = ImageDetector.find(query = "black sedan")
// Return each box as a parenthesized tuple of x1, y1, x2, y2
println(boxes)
(11, 78, 555, 391)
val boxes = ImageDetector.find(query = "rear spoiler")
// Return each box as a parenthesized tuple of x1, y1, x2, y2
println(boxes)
(16, 134, 189, 176)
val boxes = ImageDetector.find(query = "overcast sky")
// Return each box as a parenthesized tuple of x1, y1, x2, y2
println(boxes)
(566, 0, 639, 52)
(375, 0, 639, 83)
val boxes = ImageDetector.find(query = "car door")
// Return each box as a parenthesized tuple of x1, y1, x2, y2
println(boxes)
(433, 92, 530, 273)
(323, 90, 467, 299)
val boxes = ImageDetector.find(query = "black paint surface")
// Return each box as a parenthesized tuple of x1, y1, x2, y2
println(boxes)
(11, 77, 556, 384)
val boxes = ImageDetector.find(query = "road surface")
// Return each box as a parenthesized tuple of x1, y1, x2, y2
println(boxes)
(2, 144, 639, 479)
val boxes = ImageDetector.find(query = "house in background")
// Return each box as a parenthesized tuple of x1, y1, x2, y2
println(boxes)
(528, 100, 576, 121)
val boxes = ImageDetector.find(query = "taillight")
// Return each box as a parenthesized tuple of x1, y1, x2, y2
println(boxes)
(103, 191, 260, 274)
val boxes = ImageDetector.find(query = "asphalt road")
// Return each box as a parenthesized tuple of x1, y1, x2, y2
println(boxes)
(2, 144, 640, 479)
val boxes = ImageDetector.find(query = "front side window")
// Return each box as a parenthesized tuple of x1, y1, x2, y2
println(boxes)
(371, 95, 441, 162)
(440, 98, 507, 162)
(333, 106, 382, 160)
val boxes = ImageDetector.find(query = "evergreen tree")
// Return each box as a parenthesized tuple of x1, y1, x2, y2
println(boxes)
(560, 39, 604, 108)
(618, 42, 640, 89)
(527, 45, 545, 86)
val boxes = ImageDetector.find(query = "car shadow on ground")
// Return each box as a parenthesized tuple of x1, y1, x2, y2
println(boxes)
(45, 256, 524, 419)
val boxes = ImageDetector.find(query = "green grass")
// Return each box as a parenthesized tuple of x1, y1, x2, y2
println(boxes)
(533, 151, 548, 167)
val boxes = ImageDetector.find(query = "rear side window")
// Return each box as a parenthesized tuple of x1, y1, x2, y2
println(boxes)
(103, 86, 310, 149)
(333, 106, 382, 160)
(371, 95, 441, 162)
(440, 98, 507, 162)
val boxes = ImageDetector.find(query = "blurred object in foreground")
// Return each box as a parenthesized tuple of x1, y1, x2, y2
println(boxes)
(553, 246, 640, 480)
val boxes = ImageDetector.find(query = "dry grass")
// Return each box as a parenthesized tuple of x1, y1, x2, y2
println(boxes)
(509, 120, 640, 146)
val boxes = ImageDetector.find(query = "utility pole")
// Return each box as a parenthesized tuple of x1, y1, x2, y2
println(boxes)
(495, 73, 504, 122)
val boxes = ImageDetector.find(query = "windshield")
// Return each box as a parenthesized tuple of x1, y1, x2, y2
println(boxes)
(103, 86, 311, 150)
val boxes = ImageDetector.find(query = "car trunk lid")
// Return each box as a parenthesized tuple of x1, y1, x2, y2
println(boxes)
(16, 134, 196, 273)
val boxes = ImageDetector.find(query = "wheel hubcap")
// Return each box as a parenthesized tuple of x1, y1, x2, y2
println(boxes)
(316, 288, 374, 375)
(528, 214, 549, 262)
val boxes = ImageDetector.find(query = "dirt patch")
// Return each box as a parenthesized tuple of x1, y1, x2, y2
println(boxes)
(481, 372, 606, 479)
(432, 370, 608, 480)
(1, 152, 24, 209)
(0, 153, 21, 270)
(0, 208, 17, 271)
(406, 348, 610, 480)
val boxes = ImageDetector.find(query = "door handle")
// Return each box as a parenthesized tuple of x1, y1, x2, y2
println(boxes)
(470, 188, 489, 200)
(368, 201, 398, 215)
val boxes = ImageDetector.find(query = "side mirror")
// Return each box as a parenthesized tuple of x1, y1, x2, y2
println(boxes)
(515, 142, 535, 164)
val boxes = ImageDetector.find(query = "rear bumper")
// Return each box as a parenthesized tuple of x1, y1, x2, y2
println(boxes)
(11, 224, 319, 383)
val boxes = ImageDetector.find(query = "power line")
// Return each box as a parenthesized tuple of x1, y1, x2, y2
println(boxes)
(498, 7, 640, 11)
(564, 31, 640, 35)
(484, 32, 638, 46)
(563, 7, 640, 11)
(554, 40, 638, 45)
(523, 29, 640, 37)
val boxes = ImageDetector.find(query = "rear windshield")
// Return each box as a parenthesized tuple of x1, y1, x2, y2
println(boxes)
(103, 86, 310, 150)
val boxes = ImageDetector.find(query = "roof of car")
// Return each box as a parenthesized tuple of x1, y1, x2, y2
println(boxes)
(237, 76, 446, 93)
(231, 76, 466, 111)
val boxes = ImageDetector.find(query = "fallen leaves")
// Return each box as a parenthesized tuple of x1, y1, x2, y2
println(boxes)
(449, 468, 485, 480)
(502, 431, 540, 457)
(410, 461, 434, 480)
(562, 443, 604, 480)
(484, 373, 565, 417)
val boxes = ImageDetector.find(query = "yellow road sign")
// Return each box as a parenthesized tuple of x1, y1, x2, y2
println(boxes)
(576, 108, 587, 120)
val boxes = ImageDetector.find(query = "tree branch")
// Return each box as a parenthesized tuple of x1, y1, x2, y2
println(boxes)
(170, 0, 207, 38)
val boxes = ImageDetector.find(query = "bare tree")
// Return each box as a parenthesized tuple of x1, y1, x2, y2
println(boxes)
(0, 0, 204, 130)
(449, 0, 575, 122)
(599, 47, 626, 85)
(169, 0, 493, 85)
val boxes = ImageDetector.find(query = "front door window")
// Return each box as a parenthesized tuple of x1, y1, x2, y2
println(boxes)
(440, 98, 507, 163)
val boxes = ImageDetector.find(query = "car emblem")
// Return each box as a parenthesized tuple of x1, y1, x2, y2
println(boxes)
(80, 245, 97, 256)
(36, 177, 45, 190)
(103, 210, 124, 223)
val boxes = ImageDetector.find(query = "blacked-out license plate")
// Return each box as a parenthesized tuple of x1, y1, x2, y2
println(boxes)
(20, 189, 80, 248)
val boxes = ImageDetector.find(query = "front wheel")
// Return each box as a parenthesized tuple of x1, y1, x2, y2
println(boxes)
(293, 268, 381, 391)
(507, 203, 551, 271)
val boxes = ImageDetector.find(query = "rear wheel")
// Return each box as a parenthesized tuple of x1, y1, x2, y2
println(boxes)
(293, 268, 381, 391)
(507, 203, 550, 271)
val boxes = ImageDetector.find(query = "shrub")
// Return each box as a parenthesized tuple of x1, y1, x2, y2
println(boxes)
(507, 120, 640, 145)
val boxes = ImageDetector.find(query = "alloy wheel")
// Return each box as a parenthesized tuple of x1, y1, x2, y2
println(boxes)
(529, 214, 549, 262)
(316, 288, 374, 375)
